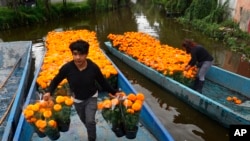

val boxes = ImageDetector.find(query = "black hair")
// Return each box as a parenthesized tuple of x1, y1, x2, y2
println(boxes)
(69, 40, 89, 54)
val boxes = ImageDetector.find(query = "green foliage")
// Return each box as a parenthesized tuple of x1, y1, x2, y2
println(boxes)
(0, 7, 16, 29)
(185, 0, 215, 20)
(178, 17, 250, 61)
(160, 0, 189, 14)
(54, 105, 71, 123)
(173, 0, 250, 61)
(0, 1, 95, 30)
(203, 0, 229, 24)
(121, 105, 140, 131)
(87, 0, 96, 11)
(59, 2, 91, 16)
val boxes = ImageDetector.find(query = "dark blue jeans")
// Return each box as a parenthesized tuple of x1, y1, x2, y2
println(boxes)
(74, 97, 97, 141)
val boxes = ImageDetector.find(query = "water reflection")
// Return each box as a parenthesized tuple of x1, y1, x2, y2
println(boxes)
(219, 50, 250, 77)
(136, 14, 159, 38)
(133, 82, 205, 141)
(32, 42, 45, 72)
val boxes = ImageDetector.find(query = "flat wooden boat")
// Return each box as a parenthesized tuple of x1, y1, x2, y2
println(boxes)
(10, 43, 174, 141)
(105, 41, 250, 128)
(0, 41, 33, 140)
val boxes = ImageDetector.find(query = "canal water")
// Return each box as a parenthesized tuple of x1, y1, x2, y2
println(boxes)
(1, 0, 249, 141)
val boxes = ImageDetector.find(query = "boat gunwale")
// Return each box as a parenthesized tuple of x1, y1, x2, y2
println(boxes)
(206, 65, 250, 97)
(11, 46, 46, 141)
(2, 41, 33, 141)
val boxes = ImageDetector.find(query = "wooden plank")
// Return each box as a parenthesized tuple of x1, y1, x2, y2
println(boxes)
(0, 57, 22, 89)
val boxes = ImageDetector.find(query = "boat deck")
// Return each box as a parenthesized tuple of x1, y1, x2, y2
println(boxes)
(31, 97, 157, 141)
(204, 80, 250, 116)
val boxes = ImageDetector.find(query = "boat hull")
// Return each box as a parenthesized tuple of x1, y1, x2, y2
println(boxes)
(11, 46, 174, 141)
(0, 41, 33, 141)
(105, 41, 250, 128)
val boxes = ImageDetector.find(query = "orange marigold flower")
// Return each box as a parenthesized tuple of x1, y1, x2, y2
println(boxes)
(48, 120, 57, 128)
(65, 97, 74, 106)
(123, 99, 132, 107)
(97, 102, 104, 110)
(39, 108, 46, 113)
(39, 120, 47, 129)
(103, 99, 111, 108)
(43, 110, 52, 118)
(56, 95, 65, 104)
(35, 119, 47, 129)
(127, 93, 137, 101)
(39, 100, 49, 108)
(132, 102, 142, 112)
(30, 117, 37, 123)
(24, 110, 34, 119)
(48, 100, 54, 107)
(32, 103, 40, 112)
(127, 108, 134, 114)
(134, 99, 143, 105)
(26, 104, 34, 110)
(136, 93, 145, 101)
(53, 104, 62, 111)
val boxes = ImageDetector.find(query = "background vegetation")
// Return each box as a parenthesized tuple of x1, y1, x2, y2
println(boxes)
(0, 0, 129, 30)
(154, 0, 250, 62)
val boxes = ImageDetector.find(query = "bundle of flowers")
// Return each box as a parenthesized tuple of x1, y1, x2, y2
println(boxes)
(53, 95, 74, 131)
(121, 93, 144, 131)
(107, 32, 198, 85)
(23, 95, 74, 139)
(97, 92, 145, 139)
(36, 30, 118, 95)
(23, 99, 57, 139)
(97, 92, 126, 126)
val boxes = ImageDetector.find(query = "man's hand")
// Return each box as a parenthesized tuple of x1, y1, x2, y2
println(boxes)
(185, 65, 191, 71)
(109, 91, 126, 99)
(43, 92, 51, 101)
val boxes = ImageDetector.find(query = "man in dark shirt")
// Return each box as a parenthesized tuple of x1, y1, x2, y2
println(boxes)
(182, 39, 214, 93)
(43, 39, 120, 141)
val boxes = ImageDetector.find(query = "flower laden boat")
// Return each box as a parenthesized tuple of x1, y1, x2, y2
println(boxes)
(1, 41, 33, 141)
(105, 32, 250, 128)
(10, 30, 174, 141)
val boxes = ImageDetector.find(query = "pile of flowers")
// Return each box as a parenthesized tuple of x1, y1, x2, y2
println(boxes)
(107, 32, 198, 85)
(97, 92, 145, 139)
(36, 30, 118, 94)
(22, 95, 73, 139)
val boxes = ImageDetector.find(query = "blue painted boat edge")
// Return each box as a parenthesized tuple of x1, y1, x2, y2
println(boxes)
(11, 48, 46, 141)
(105, 41, 250, 128)
(2, 41, 33, 141)
(207, 66, 250, 98)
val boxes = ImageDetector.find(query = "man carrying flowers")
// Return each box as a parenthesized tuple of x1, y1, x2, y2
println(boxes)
(43, 40, 122, 141)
